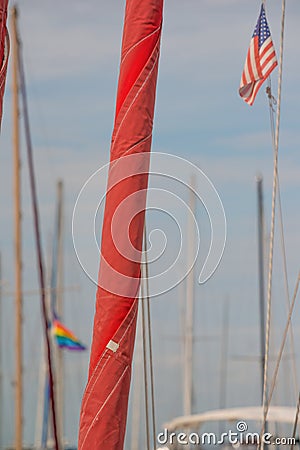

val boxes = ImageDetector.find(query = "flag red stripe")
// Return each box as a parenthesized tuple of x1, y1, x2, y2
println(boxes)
(260, 39, 273, 61)
(242, 71, 248, 87)
(252, 35, 263, 79)
(261, 51, 277, 73)
(247, 47, 255, 83)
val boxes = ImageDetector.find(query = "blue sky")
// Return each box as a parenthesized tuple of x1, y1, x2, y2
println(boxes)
(0, 1, 300, 448)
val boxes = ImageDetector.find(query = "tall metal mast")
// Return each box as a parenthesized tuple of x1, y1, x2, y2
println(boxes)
(55, 179, 64, 443)
(256, 175, 266, 402)
(11, 6, 23, 449)
(183, 175, 196, 416)
(219, 297, 229, 411)
(17, 10, 60, 448)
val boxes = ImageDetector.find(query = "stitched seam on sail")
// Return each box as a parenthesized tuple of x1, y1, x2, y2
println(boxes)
(80, 366, 129, 448)
(122, 133, 152, 159)
(112, 42, 160, 149)
(116, 301, 138, 344)
(81, 351, 110, 409)
(121, 26, 160, 64)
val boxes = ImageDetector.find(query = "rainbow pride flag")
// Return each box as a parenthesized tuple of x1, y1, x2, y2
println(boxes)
(52, 319, 86, 351)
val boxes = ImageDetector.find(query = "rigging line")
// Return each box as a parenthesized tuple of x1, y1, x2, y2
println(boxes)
(266, 78, 298, 398)
(291, 392, 300, 450)
(260, 1, 286, 448)
(260, 272, 300, 443)
(131, 319, 142, 450)
(141, 271, 151, 450)
(17, 33, 60, 450)
(143, 224, 157, 449)
(11, 9, 23, 450)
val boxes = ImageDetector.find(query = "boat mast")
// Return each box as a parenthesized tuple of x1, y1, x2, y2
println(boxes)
(219, 297, 229, 411)
(17, 12, 60, 448)
(256, 175, 266, 402)
(55, 179, 64, 443)
(183, 175, 196, 416)
(11, 6, 23, 449)
(40, 181, 64, 448)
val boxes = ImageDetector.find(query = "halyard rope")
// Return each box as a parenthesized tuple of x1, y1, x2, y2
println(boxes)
(141, 224, 157, 450)
(260, 0, 286, 448)
(143, 225, 157, 448)
(260, 273, 300, 443)
(291, 392, 300, 450)
(141, 276, 151, 450)
(266, 77, 298, 398)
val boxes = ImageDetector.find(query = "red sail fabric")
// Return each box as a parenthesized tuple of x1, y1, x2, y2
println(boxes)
(0, 0, 8, 127)
(78, 1, 163, 449)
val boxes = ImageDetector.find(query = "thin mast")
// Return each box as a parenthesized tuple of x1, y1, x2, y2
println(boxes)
(219, 297, 229, 411)
(17, 11, 60, 449)
(41, 180, 64, 447)
(256, 175, 266, 402)
(55, 179, 64, 443)
(11, 6, 23, 450)
(183, 175, 196, 416)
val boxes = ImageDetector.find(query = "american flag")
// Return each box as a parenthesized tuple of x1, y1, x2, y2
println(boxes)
(239, 4, 277, 105)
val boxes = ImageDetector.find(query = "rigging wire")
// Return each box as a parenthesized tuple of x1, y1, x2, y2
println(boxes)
(141, 224, 157, 450)
(143, 225, 157, 449)
(141, 275, 151, 450)
(260, 0, 286, 447)
(141, 274, 150, 450)
(266, 78, 298, 398)
(130, 319, 143, 450)
(291, 392, 300, 450)
(260, 272, 300, 442)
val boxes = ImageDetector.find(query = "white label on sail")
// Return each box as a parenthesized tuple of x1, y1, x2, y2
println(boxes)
(106, 340, 119, 353)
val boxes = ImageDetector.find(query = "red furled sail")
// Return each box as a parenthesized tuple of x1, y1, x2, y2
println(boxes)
(0, 0, 9, 126)
(78, 1, 163, 449)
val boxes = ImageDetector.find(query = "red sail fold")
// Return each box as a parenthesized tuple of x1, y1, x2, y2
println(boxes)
(0, 0, 9, 127)
(78, 1, 163, 449)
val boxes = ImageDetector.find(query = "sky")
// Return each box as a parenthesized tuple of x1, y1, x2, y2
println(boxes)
(0, 0, 300, 448)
